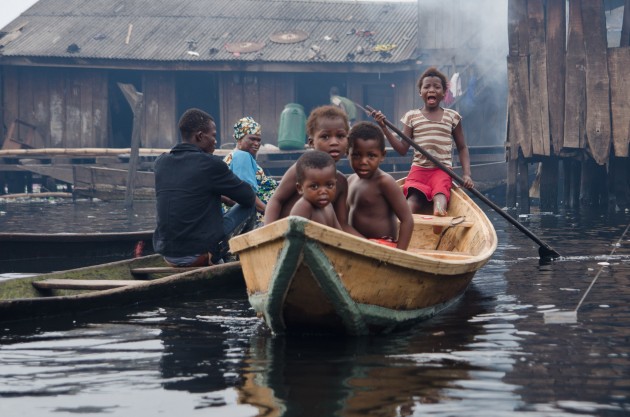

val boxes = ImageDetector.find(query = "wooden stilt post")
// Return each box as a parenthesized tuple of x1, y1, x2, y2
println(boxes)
(540, 157, 559, 212)
(518, 155, 530, 213)
(117, 83, 144, 209)
(507, 157, 518, 209)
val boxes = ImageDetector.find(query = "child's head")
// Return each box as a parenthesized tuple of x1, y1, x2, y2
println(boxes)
(306, 105, 349, 162)
(348, 122, 386, 152)
(348, 122, 386, 179)
(416, 67, 448, 92)
(295, 150, 337, 208)
(416, 67, 448, 108)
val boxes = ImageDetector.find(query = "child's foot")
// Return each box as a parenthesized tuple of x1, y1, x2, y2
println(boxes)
(433, 201, 447, 234)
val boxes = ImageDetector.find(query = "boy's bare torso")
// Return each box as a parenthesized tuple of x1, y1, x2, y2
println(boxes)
(348, 170, 398, 239)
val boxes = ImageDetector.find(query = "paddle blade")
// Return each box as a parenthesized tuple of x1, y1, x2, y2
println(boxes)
(544, 310, 578, 324)
(539, 245, 561, 260)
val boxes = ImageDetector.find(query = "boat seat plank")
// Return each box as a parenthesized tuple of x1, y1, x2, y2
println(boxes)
(130, 266, 201, 277)
(32, 279, 143, 290)
(413, 214, 474, 228)
(409, 248, 474, 260)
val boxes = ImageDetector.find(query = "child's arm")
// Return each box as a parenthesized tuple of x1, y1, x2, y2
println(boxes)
(380, 175, 414, 250)
(372, 110, 410, 156)
(289, 198, 312, 220)
(264, 165, 297, 224)
(453, 123, 474, 189)
(334, 174, 364, 237)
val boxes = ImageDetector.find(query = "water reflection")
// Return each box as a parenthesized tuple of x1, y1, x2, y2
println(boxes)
(234, 285, 501, 417)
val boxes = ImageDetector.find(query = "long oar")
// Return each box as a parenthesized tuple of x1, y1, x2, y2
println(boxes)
(361, 104, 561, 259)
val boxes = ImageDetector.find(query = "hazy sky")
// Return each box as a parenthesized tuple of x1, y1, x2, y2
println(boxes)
(1, 0, 39, 29)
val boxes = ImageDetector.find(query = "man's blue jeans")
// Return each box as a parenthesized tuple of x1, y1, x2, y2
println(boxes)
(214, 203, 256, 262)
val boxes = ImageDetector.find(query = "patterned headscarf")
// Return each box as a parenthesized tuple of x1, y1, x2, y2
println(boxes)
(233, 116, 261, 141)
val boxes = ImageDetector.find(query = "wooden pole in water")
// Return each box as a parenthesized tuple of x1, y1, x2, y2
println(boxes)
(118, 83, 144, 209)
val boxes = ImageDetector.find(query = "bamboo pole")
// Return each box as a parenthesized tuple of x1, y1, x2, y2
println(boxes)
(0, 148, 169, 157)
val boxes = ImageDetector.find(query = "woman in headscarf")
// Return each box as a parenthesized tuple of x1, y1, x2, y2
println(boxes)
(223, 117, 278, 223)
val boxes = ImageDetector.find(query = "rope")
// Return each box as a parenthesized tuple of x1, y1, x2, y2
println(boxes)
(573, 221, 630, 313)
(435, 216, 466, 250)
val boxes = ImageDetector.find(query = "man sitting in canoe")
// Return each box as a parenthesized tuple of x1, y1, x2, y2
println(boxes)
(153, 108, 256, 266)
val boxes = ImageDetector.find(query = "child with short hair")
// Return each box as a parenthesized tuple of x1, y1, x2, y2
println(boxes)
(347, 122, 414, 250)
(289, 150, 341, 229)
(265, 105, 361, 236)
(376, 67, 474, 222)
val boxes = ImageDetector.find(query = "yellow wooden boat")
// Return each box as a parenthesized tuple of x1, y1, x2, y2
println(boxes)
(229, 185, 497, 335)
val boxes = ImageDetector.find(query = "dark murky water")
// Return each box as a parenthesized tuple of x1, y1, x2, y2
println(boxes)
(1, 196, 630, 416)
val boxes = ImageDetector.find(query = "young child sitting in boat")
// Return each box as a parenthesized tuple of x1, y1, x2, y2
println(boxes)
(289, 150, 342, 229)
(265, 105, 360, 236)
(347, 122, 414, 250)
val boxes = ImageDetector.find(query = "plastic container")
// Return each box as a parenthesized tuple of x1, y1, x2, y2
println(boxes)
(277, 103, 306, 150)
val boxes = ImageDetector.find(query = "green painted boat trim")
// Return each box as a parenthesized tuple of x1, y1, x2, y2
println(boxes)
(356, 292, 465, 331)
(263, 217, 305, 332)
(303, 241, 368, 335)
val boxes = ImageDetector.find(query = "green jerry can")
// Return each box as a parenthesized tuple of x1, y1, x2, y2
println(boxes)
(277, 103, 306, 150)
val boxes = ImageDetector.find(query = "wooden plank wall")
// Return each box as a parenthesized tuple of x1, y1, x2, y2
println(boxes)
(507, 0, 624, 164)
(3, 67, 109, 149)
(563, 0, 586, 150)
(143, 72, 177, 149)
(219, 72, 294, 147)
(608, 47, 630, 157)
(582, 0, 611, 165)
(545, 0, 565, 154)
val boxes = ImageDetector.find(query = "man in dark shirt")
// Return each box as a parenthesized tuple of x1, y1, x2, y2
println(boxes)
(153, 108, 255, 266)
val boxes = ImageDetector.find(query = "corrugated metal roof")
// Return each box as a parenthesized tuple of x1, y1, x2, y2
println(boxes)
(0, 0, 419, 65)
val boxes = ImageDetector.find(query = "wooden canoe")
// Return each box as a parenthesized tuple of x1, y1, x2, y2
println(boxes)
(229, 186, 497, 335)
(0, 254, 244, 323)
(0, 230, 154, 273)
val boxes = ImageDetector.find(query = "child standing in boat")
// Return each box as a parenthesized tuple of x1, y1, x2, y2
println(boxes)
(289, 150, 341, 229)
(347, 122, 413, 250)
(376, 67, 474, 223)
(265, 105, 360, 236)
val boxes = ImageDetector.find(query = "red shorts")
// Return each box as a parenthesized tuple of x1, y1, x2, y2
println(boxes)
(403, 165, 452, 202)
(369, 237, 398, 248)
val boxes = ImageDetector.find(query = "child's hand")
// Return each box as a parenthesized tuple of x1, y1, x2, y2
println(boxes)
(462, 175, 474, 189)
(370, 110, 387, 127)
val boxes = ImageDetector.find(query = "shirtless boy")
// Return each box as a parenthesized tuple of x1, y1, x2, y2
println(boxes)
(347, 122, 413, 250)
(289, 150, 341, 229)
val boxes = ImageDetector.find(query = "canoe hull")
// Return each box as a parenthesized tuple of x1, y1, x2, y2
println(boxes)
(0, 254, 244, 323)
(230, 187, 497, 335)
(0, 231, 154, 273)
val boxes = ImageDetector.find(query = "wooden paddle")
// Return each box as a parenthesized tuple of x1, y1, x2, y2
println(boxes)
(362, 105, 561, 259)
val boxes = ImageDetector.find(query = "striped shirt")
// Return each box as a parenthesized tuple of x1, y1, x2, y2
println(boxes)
(400, 108, 461, 168)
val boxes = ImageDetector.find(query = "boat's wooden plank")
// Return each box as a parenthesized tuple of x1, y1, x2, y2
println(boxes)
(408, 248, 473, 260)
(32, 279, 143, 290)
(130, 266, 202, 277)
(412, 215, 473, 228)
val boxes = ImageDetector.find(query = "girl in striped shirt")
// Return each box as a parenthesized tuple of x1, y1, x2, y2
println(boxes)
(377, 67, 474, 227)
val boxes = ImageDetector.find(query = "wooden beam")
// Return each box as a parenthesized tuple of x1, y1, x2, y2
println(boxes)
(608, 47, 630, 157)
(563, 1, 587, 150)
(621, 0, 630, 47)
(527, 0, 551, 156)
(582, 0, 612, 165)
(546, 0, 566, 155)
(32, 279, 143, 290)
